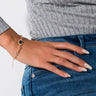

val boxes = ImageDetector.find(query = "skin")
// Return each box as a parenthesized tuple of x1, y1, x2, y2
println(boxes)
(0, 28, 91, 78)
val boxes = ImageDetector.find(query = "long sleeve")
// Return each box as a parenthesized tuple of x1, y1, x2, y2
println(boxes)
(0, 17, 10, 35)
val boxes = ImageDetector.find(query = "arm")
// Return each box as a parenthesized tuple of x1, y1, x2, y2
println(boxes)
(0, 17, 92, 78)
(0, 17, 21, 56)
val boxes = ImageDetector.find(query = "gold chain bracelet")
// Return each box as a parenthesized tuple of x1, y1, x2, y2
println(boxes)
(12, 35, 25, 68)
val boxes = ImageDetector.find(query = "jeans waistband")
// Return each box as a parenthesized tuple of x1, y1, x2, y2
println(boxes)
(34, 33, 96, 41)
(32, 33, 96, 48)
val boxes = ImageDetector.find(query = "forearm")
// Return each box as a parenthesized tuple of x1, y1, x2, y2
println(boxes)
(0, 16, 21, 54)
(0, 28, 20, 54)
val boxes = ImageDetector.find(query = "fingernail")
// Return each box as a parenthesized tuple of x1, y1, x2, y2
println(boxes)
(78, 67, 87, 72)
(64, 74, 71, 78)
(82, 49, 90, 54)
(84, 63, 92, 70)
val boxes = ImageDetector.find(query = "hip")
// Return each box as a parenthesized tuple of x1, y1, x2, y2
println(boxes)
(22, 33, 96, 96)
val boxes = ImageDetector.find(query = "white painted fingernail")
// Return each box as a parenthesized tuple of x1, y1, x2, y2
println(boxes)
(82, 49, 90, 54)
(64, 74, 71, 78)
(78, 67, 87, 72)
(84, 63, 92, 70)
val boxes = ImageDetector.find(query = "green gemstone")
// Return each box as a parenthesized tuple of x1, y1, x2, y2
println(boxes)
(19, 40, 22, 44)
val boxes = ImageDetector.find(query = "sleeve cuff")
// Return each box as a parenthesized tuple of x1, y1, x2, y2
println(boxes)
(0, 17, 10, 35)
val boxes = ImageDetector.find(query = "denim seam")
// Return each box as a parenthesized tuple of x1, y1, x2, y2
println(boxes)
(31, 67, 34, 96)
(73, 90, 96, 96)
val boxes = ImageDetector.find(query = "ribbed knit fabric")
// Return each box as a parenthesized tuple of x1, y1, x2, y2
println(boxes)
(0, 0, 96, 39)
(0, 17, 10, 35)
(25, 0, 96, 39)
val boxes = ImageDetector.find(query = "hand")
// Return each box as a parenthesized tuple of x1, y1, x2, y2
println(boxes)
(1, 28, 92, 78)
(9, 38, 92, 78)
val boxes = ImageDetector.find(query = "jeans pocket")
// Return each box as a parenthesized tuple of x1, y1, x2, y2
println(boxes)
(25, 65, 50, 80)
(31, 66, 52, 80)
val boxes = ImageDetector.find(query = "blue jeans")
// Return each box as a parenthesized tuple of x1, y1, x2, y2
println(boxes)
(21, 33, 96, 96)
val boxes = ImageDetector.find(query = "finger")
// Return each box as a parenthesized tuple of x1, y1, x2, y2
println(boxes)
(42, 62, 71, 78)
(47, 41, 90, 54)
(52, 50, 92, 70)
(48, 55, 87, 72)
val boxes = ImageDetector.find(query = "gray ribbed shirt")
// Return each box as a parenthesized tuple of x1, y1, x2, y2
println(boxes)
(0, 0, 96, 39)
(0, 17, 10, 35)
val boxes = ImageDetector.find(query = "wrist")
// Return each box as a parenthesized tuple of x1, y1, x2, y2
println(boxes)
(0, 28, 20, 52)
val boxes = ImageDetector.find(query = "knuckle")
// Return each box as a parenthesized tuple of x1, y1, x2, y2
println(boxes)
(64, 51, 72, 57)
(44, 46, 52, 51)
(53, 67, 58, 72)
(75, 47, 82, 51)
(49, 65, 57, 72)
(70, 65, 79, 71)
(77, 46, 82, 49)
(73, 66, 78, 70)
(56, 42, 69, 47)
(47, 48, 55, 54)
(43, 63, 51, 70)
(56, 57, 65, 64)
(70, 64, 75, 68)
(63, 42, 69, 47)
(77, 58, 82, 62)
(72, 45, 82, 52)
(76, 57, 84, 64)
(46, 41, 55, 46)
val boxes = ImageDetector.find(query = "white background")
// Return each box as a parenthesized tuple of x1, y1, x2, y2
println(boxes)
(0, 0, 31, 96)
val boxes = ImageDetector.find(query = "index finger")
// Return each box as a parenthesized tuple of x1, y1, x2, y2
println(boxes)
(47, 41, 90, 54)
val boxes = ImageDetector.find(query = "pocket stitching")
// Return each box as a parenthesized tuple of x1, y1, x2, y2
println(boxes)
(31, 65, 65, 79)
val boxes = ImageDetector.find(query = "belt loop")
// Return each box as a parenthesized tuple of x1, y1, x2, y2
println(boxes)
(77, 35, 85, 48)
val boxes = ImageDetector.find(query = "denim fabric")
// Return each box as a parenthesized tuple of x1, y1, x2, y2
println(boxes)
(21, 33, 96, 96)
